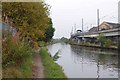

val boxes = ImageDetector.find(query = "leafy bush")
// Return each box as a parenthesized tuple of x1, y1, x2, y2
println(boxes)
(2, 35, 33, 68)
(104, 39, 112, 47)
(2, 34, 34, 78)
(97, 34, 106, 47)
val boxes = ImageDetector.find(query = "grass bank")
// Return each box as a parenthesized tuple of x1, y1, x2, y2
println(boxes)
(40, 47, 67, 78)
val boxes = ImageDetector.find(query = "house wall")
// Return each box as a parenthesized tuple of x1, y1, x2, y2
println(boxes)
(99, 22, 111, 30)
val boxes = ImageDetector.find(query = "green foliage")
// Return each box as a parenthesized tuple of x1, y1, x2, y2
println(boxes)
(2, 1, 55, 78)
(2, 2, 50, 41)
(60, 37, 69, 43)
(104, 39, 112, 47)
(2, 35, 33, 67)
(20, 54, 33, 78)
(2, 35, 33, 78)
(43, 18, 55, 42)
(98, 34, 113, 47)
(98, 34, 106, 47)
(2, 67, 23, 78)
(40, 47, 67, 78)
(38, 41, 46, 47)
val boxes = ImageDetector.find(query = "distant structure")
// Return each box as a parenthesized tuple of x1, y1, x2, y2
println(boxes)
(118, 1, 120, 23)
(89, 27, 98, 33)
(71, 21, 120, 45)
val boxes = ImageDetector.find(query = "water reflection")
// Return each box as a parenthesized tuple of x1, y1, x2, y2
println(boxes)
(71, 45, 118, 68)
(53, 49, 61, 61)
(47, 43, 118, 78)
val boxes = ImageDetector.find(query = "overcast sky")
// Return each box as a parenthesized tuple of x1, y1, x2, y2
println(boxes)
(45, 0, 119, 38)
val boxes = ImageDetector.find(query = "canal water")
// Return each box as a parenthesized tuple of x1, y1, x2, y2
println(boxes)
(47, 43, 118, 78)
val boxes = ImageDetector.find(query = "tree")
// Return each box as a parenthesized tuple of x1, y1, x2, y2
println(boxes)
(98, 34, 106, 47)
(61, 37, 68, 41)
(43, 18, 55, 42)
(2, 2, 50, 41)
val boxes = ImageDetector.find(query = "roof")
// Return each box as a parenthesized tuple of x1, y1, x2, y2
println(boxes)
(105, 22, 120, 28)
(89, 27, 98, 32)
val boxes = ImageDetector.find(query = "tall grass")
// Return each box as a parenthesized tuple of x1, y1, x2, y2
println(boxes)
(2, 35, 34, 78)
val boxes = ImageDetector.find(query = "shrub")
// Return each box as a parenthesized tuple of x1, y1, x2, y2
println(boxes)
(97, 34, 106, 47)
(2, 34, 34, 78)
(104, 39, 112, 47)
(2, 35, 33, 68)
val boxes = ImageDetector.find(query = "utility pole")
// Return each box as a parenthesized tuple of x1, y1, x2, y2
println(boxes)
(82, 18, 84, 44)
(82, 18, 83, 32)
(74, 24, 76, 33)
(97, 9, 101, 47)
(97, 9, 100, 31)
(70, 27, 73, 35)
(91, 24, 92, 28)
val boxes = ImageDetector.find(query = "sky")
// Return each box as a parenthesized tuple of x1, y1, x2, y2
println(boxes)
(45, 0, 119, 39)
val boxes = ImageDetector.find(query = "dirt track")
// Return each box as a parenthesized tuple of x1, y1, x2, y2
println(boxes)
(32, 49, 44, 78)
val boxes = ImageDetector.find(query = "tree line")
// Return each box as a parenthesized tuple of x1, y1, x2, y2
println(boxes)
(2, 2, 55, 43)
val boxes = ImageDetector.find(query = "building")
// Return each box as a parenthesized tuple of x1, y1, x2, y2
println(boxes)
(71, 21, 120, 44)
(99, 22, 120, 31)
(118, 1, 120, 24)
(89, 27, 98, 33)
(87, 22, 120, 32)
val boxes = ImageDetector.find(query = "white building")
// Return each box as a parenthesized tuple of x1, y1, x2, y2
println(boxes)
(118, 1, 120, 23)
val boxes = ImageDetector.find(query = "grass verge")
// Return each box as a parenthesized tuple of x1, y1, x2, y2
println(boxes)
(20, 53, 33, 78)
(40, 47, 67, 78)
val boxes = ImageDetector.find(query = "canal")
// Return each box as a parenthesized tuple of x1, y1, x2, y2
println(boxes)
(47, 43, 118, 78)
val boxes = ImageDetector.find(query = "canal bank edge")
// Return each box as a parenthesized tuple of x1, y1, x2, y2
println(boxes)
(69, 43, 118, 50)
(39, 47, 67, 78)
